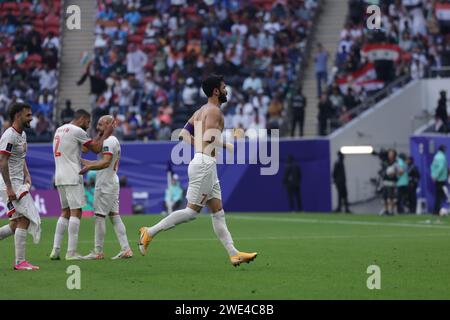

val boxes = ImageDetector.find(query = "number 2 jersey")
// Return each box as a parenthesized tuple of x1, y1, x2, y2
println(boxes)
(0, 127, 27, 189)
(95, 136, 120, 194)
(53, 124, 92, 186)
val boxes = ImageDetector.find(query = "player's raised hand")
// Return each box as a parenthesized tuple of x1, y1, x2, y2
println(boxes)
(225, 142, 234, 153)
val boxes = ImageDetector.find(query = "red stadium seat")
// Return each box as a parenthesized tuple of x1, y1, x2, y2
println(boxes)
(128, 34, 144, 44)
(34, 20, 45, 28)
(2, 2, 18, 11)
(26, 54, 42, 64)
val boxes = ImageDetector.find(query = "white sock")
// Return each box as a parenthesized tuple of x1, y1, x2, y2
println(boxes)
(67, 217, 81, 254)
(211, 210, 238, 256)
(53, 217, 69, 250)
(0, 224, 13, 240)
(148, 207, 198, 237)
(110, 215, 130, 251)
(15, 228, 27, 265)
(95, 216, 106, 253)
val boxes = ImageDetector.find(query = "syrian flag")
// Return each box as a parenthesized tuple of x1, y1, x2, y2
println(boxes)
(361, 43, 402, 62)
(436, 3, 450, 21)
(337, 63, 384, 93)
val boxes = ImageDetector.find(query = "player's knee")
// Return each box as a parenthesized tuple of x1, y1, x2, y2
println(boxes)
(16, 216, 30, 229)
(61, 208, 71, 219)
(9, 220, 17, 232)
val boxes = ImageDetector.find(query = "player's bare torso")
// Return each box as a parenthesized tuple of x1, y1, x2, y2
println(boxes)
(190, 103, 224, 157)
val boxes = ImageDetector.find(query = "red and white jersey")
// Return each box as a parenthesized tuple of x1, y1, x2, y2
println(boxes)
(0, 127, 27, 189)
(95, 136, 120, 194)
(53, 123, 92, 186)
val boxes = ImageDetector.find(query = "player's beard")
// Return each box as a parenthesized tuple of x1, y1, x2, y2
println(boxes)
(218, 92, 227, 104)
(24, 120, 31, 128)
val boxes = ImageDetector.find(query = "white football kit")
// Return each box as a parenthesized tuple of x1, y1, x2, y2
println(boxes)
(94, 136, 121, 216)
(186, 152, 222, 206)
(0, 127, 41, 243)
(53, 123, 92, 209)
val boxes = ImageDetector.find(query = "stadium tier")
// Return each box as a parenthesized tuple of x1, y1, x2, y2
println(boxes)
(0, 0, 62, 142)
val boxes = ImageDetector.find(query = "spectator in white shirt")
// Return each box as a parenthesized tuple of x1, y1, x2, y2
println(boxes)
(42, 32, 60, 52)
(182, 77, 199, 109)
(38, 64, 57, 92)
(243, 71, 263, 92)
(127, 43, 148, 83)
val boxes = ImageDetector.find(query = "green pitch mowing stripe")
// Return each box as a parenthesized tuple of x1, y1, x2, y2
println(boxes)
(0, 213, 450, 299)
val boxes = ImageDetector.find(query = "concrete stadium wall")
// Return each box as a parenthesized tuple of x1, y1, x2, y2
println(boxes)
(329, 78, 449, 208)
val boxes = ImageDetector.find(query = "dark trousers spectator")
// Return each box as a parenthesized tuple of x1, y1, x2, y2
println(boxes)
(287, 186, 302, 212)
(291, 109, 305, 136)
(408, 184, 418, 213)
(335, 183, 349, 212)
(397, 186, 409, 213)
(319, 117, 328, 136)
(433, 181, 446, 215)
(316, 71, 327, 97)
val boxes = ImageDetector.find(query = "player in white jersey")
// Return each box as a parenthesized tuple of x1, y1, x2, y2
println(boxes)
(0, 103, 41, 270)
(138, 75, 257, 267)
(78, 115, 133, 260)
(50, 109, 114, 261)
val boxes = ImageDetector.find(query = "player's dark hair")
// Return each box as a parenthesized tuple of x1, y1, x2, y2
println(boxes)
(9, 102, 31, 122)
(73, 109, 91, 120)
(202, 74, 224, 98)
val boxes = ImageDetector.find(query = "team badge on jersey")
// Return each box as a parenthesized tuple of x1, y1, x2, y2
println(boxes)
(103, 146, 109, 152)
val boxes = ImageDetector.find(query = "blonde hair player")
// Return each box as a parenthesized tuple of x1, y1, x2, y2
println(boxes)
(138, 75, 257, 267)
(79, 115, 133, 260)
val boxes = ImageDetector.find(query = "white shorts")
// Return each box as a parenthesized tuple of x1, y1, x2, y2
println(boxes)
(186, 153, 222, 207)
(94, 191, 119, 216)
(0, 190, 37, 221)
(57, 184, 86, 209)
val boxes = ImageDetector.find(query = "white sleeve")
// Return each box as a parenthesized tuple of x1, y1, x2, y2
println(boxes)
(0, 130, 14, 155)
(102, 139, 115, 155)
(73, 127, 92, 147)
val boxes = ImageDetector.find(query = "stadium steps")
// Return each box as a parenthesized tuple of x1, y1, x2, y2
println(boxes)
(57, 0, 97, 119)
(302, 0, 348, 137)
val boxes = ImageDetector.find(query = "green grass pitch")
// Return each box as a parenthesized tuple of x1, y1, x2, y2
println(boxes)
(1, 213, 450, 299)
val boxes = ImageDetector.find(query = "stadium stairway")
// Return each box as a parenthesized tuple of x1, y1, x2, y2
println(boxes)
(57, 0, 97, 116)
(302, 0, 347, 137)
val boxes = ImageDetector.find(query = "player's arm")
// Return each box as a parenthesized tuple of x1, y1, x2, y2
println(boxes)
(86, 121, 116, 154)
(0, 153, 15, 201)
(179, 115, 195, 145)
(23, 161, 31, 186)
(79, 154, 113, 174)
(204, 108, 233, 152)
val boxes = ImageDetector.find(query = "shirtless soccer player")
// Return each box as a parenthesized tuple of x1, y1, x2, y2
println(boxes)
(50, 109, 114, 261)
(138, 75, 257, 267)
(79, 115, 133, 260)
(0, 103, 41, 270)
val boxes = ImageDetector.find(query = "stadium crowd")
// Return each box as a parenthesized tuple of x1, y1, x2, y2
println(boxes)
(87, 0, 319, 141)
(0, 0, 62, 142)
(317, 0, 450, 135)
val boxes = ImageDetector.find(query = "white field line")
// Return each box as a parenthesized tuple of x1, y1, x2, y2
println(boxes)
(227, 215, 450, 230)
(32, 233, 450, 245)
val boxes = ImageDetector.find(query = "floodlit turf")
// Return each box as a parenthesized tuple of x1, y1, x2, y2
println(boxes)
(1, 213, 450, 299)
